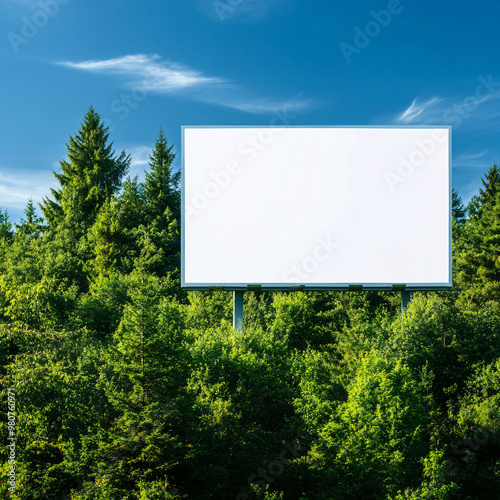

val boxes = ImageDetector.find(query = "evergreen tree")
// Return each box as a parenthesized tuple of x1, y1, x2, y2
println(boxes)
(117, 175, 146, 232)
(452, 187, 466, 225)
(0, 209, 14, 275)
(130, 129, 181, 283)
(38, 107, 130, 290)
(143, 128, 180, 224)
(0, 209, 13, 241)
(467, 163, 500, 218)
(457, 166, 500, 308)
(40, 106, 130, 231)
(16, 198, 44, 239)
(85, 198, 125, 278)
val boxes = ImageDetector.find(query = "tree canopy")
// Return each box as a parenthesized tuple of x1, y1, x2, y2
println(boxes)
(1, 109, 499, 499)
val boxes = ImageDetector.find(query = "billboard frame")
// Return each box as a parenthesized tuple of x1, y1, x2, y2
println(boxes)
(181, 125, 452, 292)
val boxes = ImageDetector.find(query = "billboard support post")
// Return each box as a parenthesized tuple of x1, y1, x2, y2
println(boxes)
(401, 291, 413, 317)
(233, 291, 244, 332)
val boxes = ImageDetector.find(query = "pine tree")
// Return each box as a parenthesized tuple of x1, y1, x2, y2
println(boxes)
(40, 106, 130, 231)
(133, 128, 181, 281)
(467, 163, 500, 218)
(38, 107, 130, 290)
(457, 165, 500, 308)
(452, 187, 466, 225)
(16, 198, 44, 238)
(86, 199, 124, 278)
(143, 128, 180, 224)
(117, 175, 146, 232)
(0, 209, 13, 241)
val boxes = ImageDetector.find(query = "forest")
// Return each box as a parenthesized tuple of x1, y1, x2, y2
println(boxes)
(0, 107, 499, 499)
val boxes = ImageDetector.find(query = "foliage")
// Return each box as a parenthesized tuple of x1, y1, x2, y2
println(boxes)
(1, 109, 500, 499)
(456, 165, 500, 309)
(40, 106, 130, 231)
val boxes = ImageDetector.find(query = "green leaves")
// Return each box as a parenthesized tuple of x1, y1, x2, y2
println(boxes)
(3, 115, 500, 499)
(456, 163, 500, 310)
(143, 128, 180, 226)
(315, 353, 426, 498)
(0, 209, 14, 241)
(41, 106, 130, 232)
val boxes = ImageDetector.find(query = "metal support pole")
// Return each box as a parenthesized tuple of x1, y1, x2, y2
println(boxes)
(401, 291, 413, 318)
(233, 291, 244, 332)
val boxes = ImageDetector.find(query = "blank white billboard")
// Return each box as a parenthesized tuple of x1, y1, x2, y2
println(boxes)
(182, 126, 451, 290)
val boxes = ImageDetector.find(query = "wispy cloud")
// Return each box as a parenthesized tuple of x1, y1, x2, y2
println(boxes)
(390, 76, 500, 131)
(57, 53, 313, 115)
(395, 97, 444, 123)
(127, 145, 152, 180)
(202, 0, 293, 22)
(0, 168, 55, 218)
(226, 96, 312, 114)
(463, 103, 500, 133)
(453, 151, 488, 168)
(58, 54, 225, 92)
(461, 180, 486, 206)
(202, 92, 314, 115)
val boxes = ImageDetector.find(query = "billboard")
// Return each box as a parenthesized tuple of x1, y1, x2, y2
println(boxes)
(182, 126, 451, 290)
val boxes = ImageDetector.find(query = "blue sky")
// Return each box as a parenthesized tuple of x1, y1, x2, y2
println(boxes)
(1, 0, 500, 222)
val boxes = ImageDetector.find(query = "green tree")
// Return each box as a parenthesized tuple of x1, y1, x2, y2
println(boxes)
(131, 129, 181, 281)
(314, 353, 427, 499)
(110, 270, 184, 407)
(450, 359, 500, 498)
(467, 163, 500, 218)
(0, 209, 13, 241)
(85, 199, 126, 279)
(15, 199, 45, 239)
(143, 128, 179, 224)
(83, 271, 186, 498)
(38, 107, 130, 290)
(452, 187, 466, 225)
(117, 175, 146, 233)
(40, 106, 130, 232)
(456, 167, 500, 308)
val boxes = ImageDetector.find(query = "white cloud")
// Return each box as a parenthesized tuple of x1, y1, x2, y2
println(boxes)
(57, 53, 313, 116)
(127, 145, 152, 181)
(224, 95, 313, 114)
(461, 181, 484, 206)
(391, 80, 500, 131)
(0, 168, 56, 220)
(203, 0, 293, 22)
(453, 151, 488, 168)
(58, 54, 226, 92)
(395, 97, 444, 123)
(462, 102, 500, 133)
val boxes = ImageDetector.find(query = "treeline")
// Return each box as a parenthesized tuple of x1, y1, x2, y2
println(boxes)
(0, 107, 499, 499)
